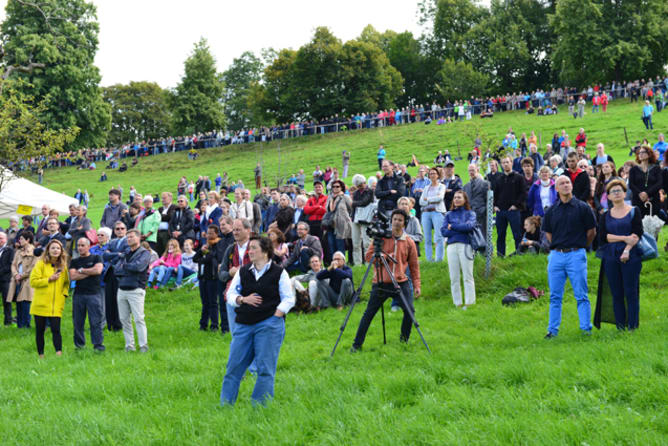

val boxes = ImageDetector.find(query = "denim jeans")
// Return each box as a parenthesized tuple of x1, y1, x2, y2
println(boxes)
(327, 231, 346, 259)
(72, 291, 105, 350)
(221, 315, 286, 406)
(421, 211, 444, 261)
(495, 209, 522, 256)
(547, 249, 592, 335)
(148, 266, 175, 287)
(199, 278, 219, 330)
(16, 300, 31, 328)
(174, 265, 196, 286)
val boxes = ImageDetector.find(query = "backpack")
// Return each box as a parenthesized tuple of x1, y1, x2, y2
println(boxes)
(502, 287, 544, 305)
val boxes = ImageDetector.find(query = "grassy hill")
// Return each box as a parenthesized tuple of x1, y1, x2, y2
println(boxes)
(1, 100, 667, 444)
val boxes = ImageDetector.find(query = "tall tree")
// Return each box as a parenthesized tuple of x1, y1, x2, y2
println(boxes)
(170, 38, 225, 135)
(551, 0, 668, 85)
(222, 51, 263, 131)
(102, 81, 171, 145)
(0, 79, 78, 189)
(436, 58, 489, 101)
(385, 31, 439, 106)
(259, 48, 299, 123)
(0, 0, 111, 149)
(339, 39, 403, 114)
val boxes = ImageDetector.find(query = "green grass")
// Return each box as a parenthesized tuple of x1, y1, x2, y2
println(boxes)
(1, 99, 667, 445)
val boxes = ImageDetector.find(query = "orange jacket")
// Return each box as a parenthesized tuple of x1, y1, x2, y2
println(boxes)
(365, 232, 420, 289)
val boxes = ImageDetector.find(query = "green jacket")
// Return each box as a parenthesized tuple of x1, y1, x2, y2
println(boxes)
(137, 209, 161, 243)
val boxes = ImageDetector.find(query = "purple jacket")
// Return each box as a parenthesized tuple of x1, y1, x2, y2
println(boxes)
(527, 179, 558, 217)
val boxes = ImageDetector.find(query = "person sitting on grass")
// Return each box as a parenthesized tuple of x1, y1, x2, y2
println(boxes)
(291, 255, 326, 310)
(518, 216, 549, 254)
(314, 250, 353, 311)
(147, 238, 182, 290)
(170, 239, 197, 290)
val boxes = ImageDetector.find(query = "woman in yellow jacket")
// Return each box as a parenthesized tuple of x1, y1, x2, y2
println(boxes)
(29, 239, 69, 358)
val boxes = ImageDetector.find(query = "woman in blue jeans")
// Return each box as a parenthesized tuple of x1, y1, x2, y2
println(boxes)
(419, 167, 446, 261)
(595, 180, 643, 330)
(221, 236, 295, 406)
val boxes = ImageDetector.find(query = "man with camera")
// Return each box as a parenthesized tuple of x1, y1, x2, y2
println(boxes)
(350, 209, 421, 352)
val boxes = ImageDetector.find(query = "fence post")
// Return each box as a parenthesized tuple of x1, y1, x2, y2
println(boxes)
(485, 189, 494, 279)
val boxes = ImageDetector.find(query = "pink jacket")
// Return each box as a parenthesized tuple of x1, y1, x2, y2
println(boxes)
(150, 252, 181, 269)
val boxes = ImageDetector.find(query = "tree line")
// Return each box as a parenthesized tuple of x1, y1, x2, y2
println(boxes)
(1, 0, 667, 152)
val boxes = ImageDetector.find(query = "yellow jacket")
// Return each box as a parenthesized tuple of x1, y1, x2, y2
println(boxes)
(29, 260, 70, 317)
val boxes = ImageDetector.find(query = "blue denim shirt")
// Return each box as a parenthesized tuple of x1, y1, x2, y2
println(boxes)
(440, 208, 477, 245)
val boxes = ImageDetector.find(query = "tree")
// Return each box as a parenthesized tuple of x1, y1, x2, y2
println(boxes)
(222, 51, 263, 131)
(435, 59, 489, 101)
(259, 48, 299, 123)
(170, 38, 225, 135)
(551, 0, 668, 85)
(339, 39, 403, 114)
(385, 31, 438, 106)
(0, 0, 111, 149)
(291, 27, 344, 120)
(0, 79, 78, 190)
(102, 81, 172, 145)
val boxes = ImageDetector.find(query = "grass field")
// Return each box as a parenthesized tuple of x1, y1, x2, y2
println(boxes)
(1, 100, 667, 445)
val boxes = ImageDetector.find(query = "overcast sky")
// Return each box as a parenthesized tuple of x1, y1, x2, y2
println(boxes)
(0, 0, 425, 89)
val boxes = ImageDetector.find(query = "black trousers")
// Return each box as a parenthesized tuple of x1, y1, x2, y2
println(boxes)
(34, 316, 62, 355)
(156, 230, 170, 256)
(104, 275, 122, 330)
(353, 281, 414, 349)
(1, 280, 12, 324)
(199, 278, 219, 329)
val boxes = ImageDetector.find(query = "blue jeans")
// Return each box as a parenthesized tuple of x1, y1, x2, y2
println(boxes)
(221, 315, 286, 406)
(148, 266, 174, 287)
(547, 249, 592, 335)
(327, 231, 346, 259)
(496, 209, 522, 256)
(174, 265, 196, 286)
(16, 300, 31, 328)
(421, 211, 444, 261)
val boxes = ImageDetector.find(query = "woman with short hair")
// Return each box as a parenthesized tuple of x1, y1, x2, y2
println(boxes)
(419, 167, 446, 262)
(221, 236, 295, 406)
(350, 174, 374, 266)
(325, 180, 352, 260)
(595, 180, 643, 331)
(628, 145, 662, 216)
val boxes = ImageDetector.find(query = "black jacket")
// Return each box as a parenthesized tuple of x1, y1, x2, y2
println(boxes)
(34, 233, 68, 257)
(567, 169, 592, 202)
(114, 246, 151, 290)
(0, 245, 15, 283)
(375, 173, 406, 213)
(493, 171, 526, 211)
(193, 239, 226, 280)
(168, 207, 195, 240)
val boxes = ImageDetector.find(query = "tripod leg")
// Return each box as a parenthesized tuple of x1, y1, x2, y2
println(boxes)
(380, 303, 387, 345)
(330, 260, 374, 357)
(378, 255, 432, 354)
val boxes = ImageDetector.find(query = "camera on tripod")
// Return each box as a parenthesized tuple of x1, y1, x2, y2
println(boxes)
(366, 210, 392, 240)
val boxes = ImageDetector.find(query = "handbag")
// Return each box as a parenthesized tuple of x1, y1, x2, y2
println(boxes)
(354, 202, 376, 224)
(321, 197, 341, 230)
(637, 232, 658, 261)
(469, 225, 486, 253)
(85, 228, 99, 246)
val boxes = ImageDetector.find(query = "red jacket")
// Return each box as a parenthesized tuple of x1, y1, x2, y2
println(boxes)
(575, 133, 587, 147)
(304, 194, 327, 221)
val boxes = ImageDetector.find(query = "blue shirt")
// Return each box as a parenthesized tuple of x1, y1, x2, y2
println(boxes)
(377, 149, 386, 160)
(542, 197, 596, 249)
(643, 104, 653, 117)
(653, 141, 667, 161)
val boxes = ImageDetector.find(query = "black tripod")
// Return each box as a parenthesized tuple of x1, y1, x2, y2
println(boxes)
(330, 237, 431, 356)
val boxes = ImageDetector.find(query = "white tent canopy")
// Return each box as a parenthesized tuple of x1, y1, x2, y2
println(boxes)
(0, 170, 78, 219)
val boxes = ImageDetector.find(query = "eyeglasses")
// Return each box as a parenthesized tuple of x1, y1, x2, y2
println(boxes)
(608, 189, 625, 195)
(115, 227, 125, 231)
(332, 185, 341, 189)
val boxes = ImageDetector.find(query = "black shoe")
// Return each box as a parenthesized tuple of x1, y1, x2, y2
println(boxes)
(210, 326, 219, 331)
(544, 332, 557, 339)
(199, 326, 207, 331)
(350, 345, 361, 353)
(399, 335, 409, 343)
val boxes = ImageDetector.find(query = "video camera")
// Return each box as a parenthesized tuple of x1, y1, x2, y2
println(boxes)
(366, 210, 392, 240)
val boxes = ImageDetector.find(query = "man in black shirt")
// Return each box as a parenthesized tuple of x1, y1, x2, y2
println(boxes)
(542, 175, 597, 339)
(493, 156, 526, 256)
(0, 232, 15, 325)
(69, 238, 105, 351)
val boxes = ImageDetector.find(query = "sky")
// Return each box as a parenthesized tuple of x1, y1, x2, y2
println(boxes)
(0, 0, 425, 89)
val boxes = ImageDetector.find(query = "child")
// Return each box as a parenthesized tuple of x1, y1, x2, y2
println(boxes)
(518, 216, 549, 254)
(147, 239, 182, 289)
(171, 239, 198, 290)
(188, 181, 195, 202)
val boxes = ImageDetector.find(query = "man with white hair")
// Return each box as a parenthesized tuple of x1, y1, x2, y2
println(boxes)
(35, 204, 51, 236)
(314, 251, 353, 310)
(244, 189, 262, 234)
(137, 195, 161, 252)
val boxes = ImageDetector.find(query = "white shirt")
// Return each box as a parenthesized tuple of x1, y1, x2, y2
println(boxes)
(226, 262, 295, 315)
(236, 241, 249, 262)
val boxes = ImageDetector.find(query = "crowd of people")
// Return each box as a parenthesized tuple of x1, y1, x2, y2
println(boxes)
(1, 102, 666, 405)
(13, 78, 668, 177)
